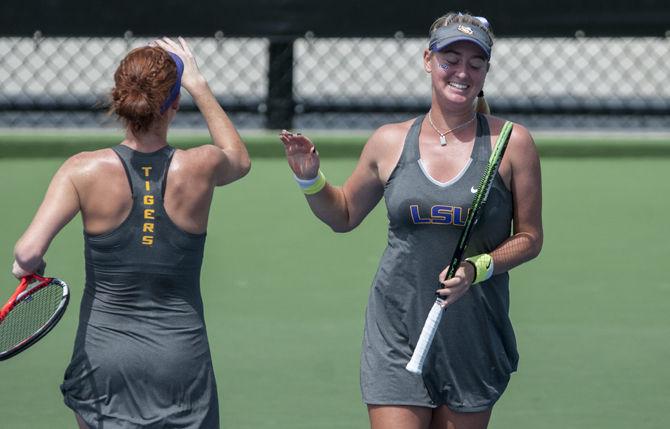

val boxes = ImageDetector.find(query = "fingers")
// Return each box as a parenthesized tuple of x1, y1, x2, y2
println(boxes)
(438, 263, 474, 285)
(436, 264, 472, 307)
(279, 130, 314, 150)
(278, 130, 320, 179)
(161, 37, 182, 51)
(35, 260, 46, 276)
(154, 38, 179, 53)
(154, 37, 191, 61)
(436, 284, 466, 308)
(12, 260, 31, 279)
(178, 36, 193, 56)
(279, 129, 303, 140)
(438, 266, 449, 283)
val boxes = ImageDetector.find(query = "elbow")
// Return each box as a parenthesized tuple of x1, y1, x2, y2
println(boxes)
(328, 216, 360, 233)
(14, 240, 45, 272)
(512, 230, 543, 263)
(239, 156, 251, 178)
(330, 223, 354, 233)
(231, 151, 251, 181)
(326, 201, 360, 233)
(235, 140, 251, 175)
(217, 155, 251, 186)
(529, 233, 543, 260)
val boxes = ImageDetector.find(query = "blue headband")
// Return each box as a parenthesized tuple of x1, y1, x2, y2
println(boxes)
(160, 52, 184, 113)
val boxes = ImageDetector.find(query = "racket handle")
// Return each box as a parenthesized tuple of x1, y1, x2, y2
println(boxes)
(0, 277, 31, 321)
(406, 300, 444, 375)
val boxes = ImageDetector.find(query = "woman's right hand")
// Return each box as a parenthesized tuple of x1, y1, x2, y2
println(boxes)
(12, 259, 46, 279)
(279, 130, 321, 179)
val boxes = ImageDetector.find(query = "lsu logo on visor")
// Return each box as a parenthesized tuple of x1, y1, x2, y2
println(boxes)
(457, 25, 474, 35)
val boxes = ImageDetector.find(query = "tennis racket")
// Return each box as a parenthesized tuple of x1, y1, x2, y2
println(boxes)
(406, 121, 514, 375)
(0, 274, 69, 361)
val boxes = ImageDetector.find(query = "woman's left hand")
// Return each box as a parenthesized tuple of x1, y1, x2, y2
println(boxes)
(154, 37, 206, 93)
(436, 262, 475, 307)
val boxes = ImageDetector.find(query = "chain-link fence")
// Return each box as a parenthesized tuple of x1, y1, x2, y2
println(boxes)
(1, 34, 668, 131)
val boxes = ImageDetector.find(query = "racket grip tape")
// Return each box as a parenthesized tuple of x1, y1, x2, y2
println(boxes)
(405, 300, 444, 374)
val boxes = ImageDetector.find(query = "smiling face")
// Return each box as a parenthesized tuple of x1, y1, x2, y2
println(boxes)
(424, 40, 490, 109)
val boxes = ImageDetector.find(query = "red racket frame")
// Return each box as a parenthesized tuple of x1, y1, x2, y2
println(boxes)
(0, 274, 69, 360)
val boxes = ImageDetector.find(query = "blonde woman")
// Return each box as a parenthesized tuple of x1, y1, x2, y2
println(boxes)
(280, 13, 542, 429)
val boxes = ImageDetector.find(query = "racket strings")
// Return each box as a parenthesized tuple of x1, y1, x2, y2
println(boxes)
(0, 284, 64, 352)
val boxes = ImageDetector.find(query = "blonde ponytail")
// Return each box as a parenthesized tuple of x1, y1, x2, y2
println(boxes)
(475, 92, 491, 114)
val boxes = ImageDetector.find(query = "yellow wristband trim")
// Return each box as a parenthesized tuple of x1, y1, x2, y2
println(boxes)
(303, 170, 327, 195)
(466, 253, 494, 284)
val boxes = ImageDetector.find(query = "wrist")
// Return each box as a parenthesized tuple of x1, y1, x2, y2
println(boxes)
(294, 169, 326, 195)
(465, 253, 494, 284)
(185, 78, 210, 97)
(464, 260, 477, 284)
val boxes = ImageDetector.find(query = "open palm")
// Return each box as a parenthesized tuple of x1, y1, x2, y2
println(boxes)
(279, 130, 320, 179)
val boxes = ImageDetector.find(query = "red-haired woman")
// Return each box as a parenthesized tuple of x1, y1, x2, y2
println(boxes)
(12, 37, 250, 428)
(280, 12, 542, 429)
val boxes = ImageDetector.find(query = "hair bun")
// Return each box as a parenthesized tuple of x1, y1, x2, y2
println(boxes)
(109, 47, 178, 134)
(113, 87, 156, 123)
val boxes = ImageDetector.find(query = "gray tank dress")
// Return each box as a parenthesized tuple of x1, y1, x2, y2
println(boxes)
(61, 145, 219, 428)
(360, 114, 518, 412)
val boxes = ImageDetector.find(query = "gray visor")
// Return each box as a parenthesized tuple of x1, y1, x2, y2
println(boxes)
(429, 24, 492, 59)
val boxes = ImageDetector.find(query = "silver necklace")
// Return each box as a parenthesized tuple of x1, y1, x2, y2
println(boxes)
(427, 110, 476, 146)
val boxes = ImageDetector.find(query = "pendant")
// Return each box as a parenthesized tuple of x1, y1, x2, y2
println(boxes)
(439, 135, 447, 146)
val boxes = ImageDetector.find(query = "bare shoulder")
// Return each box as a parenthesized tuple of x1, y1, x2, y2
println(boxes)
(361, 118, 416, 182)
(60, 148, 120, 177)
(361, 118, 415, 164)
(484, 114, 535, 149)
(483, 115, 540, 190)
(174, 145, 224, 167)
(365, 119, 414, 150)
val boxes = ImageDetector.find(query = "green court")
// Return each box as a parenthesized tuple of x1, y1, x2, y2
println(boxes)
(1, 135, 669, 428)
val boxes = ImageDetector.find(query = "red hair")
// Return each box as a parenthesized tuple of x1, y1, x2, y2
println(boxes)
(110, 46, 177, 134)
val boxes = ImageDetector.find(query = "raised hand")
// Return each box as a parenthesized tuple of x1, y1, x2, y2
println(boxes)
(279, 130, 320, 179)
(153, 37, 206, 93)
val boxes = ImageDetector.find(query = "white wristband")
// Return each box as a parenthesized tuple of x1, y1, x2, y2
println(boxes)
(294, 170, 327, 195)
(293, 173, 320, 189)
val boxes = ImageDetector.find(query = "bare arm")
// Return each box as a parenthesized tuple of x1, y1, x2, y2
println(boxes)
(279, 129, 388, 232)
(156, 37, 251, 186)
(437, 123, 543, 306)
(13, 158, 81, 278)
(490, 124, 543, 272)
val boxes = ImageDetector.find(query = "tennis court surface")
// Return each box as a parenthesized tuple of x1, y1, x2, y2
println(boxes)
(1, 134, 668, 428)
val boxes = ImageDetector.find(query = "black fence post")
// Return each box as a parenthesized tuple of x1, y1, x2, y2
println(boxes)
(266, 38, 295, 130)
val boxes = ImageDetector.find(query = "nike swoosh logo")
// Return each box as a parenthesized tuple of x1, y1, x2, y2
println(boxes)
(471, 186, 478, 193)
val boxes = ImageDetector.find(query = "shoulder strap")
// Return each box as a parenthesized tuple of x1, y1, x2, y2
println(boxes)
(160, 147, 176, 199)
(398, 115, 424, 164)
(111, 145, 136, 197)
(111, 144, 175, 199)
(470, 113, 491, 162)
